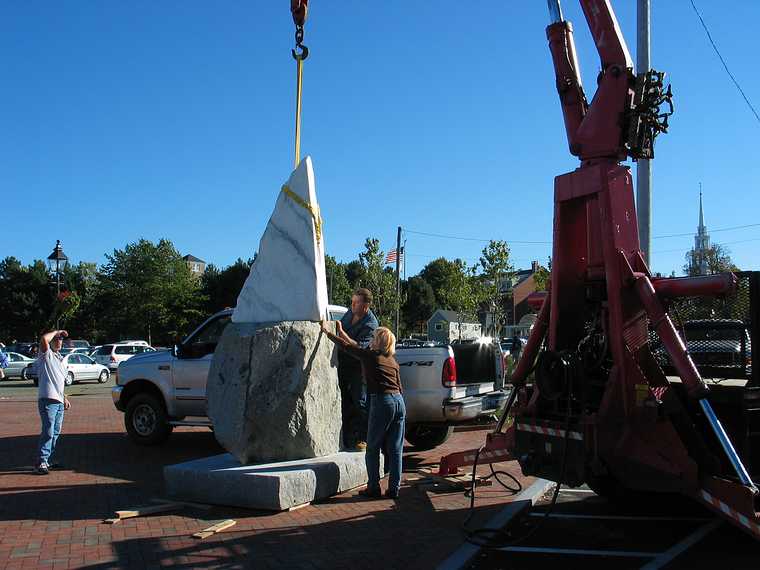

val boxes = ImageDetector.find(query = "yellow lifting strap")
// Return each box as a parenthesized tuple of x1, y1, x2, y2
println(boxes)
(294, 57, 304, 168)
(291, 1, 309, 168)
(281, 184, 322, 245)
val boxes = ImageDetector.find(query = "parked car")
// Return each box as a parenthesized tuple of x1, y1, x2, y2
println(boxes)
(28, 353, 110, 386)
(60, 347, 92, 357)
(116, 340, 150, 346)
(93, 343, 156, 370)
(112, 304, 506, 448)
(8, 342, 38, 358)
(1, 351, 36, 380)
(654, 319, 752, 377)
(500, 337, 527, 357)
(63, 339, 91, 350)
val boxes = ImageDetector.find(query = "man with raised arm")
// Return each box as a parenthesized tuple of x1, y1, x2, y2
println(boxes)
(35, 329, 72, 475)
(337, 288, 378, 450)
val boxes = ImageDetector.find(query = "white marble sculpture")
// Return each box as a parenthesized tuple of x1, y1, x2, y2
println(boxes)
(233, 156, 328, 323)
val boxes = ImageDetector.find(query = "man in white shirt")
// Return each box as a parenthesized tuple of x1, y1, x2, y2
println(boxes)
(35, 329, 72, 475)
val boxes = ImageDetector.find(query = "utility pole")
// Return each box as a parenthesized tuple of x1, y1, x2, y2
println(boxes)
(394, 226, 402, 338)
(636, 0, 652, 265)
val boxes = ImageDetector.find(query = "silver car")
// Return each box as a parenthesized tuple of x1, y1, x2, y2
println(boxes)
(2, 351, 36, 380)
(29, 353, 111, 386)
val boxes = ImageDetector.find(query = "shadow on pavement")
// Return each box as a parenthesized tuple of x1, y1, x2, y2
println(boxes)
(78, 497, 484, 570)
(0, 431, 224, 522)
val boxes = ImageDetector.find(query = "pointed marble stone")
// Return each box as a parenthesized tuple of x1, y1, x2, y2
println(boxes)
(233, 156, 328, 323)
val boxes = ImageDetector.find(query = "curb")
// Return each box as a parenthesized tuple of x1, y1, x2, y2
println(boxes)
(436, 478, 556, 570)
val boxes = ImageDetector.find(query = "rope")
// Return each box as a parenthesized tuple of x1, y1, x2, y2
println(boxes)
(281, 184, 322, 245)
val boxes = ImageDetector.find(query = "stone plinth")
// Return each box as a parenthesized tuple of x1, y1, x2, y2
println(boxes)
(164, 452, 375, 511)
(207, 321, 340, 465)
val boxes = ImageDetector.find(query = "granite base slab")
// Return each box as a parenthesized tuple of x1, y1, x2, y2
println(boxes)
(164, 451, 379, 511)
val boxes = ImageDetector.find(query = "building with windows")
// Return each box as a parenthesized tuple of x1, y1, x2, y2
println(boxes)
(427, 309, 482, 343)
(182, 254, 207, 277)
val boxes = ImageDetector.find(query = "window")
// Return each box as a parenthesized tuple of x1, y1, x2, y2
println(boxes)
(115, 345, 134, 355)
(97, 346, 113, 355)
(434, 323, 443, 331)
(192, 316, 232, 345)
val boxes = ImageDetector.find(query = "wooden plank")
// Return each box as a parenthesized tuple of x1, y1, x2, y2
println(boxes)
(193, 519, 237, 539)
(114, 502, 184, 520)
(150, 498, 213, 510)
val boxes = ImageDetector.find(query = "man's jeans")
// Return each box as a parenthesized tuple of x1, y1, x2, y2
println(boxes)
(38, 398, 64, 466)
(338, 371, 368, 446)
(366, 393, 406, 494)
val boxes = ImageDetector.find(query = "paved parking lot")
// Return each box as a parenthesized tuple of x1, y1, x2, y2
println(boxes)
(0, 393, 537, 569)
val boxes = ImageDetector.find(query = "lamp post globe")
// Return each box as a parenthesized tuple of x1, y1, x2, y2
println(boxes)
(47, 240, 69, 295)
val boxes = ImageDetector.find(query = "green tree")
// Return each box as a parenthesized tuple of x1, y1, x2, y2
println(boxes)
(356, 238, 398, 327)
(61, 262, 100, 340)
(97, 239, 204, 345)
(476, 240, 514, 332)
(683, 243, 739, 276)
(419, 257, 466, 309)
(344, 260, 364, 290)
(325, 255, 352, 307)
(0, 257, 55, 341)
(532, 265, 550, 291)
(402, 276, 436, 334)
(200, 258, 253, 313)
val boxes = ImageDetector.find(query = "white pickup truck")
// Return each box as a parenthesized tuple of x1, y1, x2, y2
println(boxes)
(112, 308, 507, 449)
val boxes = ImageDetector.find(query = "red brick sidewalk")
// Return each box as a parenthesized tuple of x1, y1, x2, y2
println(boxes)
(0, 395, 535, 569)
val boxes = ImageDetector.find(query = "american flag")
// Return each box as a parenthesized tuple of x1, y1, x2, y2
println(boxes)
(385, 248, 403, 265)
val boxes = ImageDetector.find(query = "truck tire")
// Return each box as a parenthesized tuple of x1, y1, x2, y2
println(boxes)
(125, 393, 173, 445)
(405, 424, 454, 451)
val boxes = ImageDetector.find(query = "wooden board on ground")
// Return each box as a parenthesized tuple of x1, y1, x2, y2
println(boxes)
(151, 498, 213, 510)
(193, 519, 236, 539)
(103, 502, 185, 524)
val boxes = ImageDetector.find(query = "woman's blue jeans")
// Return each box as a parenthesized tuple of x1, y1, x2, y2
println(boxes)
(38, 398, 64, 466)
(366, 393, 406, 494)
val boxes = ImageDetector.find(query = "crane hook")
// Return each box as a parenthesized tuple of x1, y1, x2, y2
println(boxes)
(291, 0, 309, 61)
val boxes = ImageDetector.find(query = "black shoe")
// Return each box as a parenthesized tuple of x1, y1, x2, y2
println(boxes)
(35, 464, 49, 475)
(385, 489, 399, 499)
(358, 487, 381, 499)
(48, 463, 64, 470)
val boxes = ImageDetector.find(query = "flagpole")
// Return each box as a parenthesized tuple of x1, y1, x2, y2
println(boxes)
(395, 226, 402, 338)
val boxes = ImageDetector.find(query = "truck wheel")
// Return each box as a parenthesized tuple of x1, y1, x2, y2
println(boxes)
(125, 393, 173, 445)
(405, 424, 454, 451)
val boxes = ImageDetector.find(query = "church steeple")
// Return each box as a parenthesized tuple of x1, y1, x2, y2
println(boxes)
(691, 184, 710, 275)
(698, 186, 706, 233)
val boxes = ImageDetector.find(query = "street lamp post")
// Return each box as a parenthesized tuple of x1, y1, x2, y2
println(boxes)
(47, 240, 69, 327)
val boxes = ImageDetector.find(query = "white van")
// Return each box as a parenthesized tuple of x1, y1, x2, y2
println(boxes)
(94, 342, 156, 370)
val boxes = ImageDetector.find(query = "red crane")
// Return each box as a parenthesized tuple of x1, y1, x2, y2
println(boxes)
(441, 0, 760, 540)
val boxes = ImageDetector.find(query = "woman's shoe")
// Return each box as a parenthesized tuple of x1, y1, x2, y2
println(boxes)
(358, 487, 381, 499)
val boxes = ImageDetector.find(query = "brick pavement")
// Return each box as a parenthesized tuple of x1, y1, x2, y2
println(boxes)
(0, 394, 536, 569)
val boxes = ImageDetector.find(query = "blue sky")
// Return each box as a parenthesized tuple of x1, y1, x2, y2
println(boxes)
(2, 1, 759, 278)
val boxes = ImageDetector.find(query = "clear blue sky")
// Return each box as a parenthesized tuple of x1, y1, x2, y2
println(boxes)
(2, 1, 759, 278)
